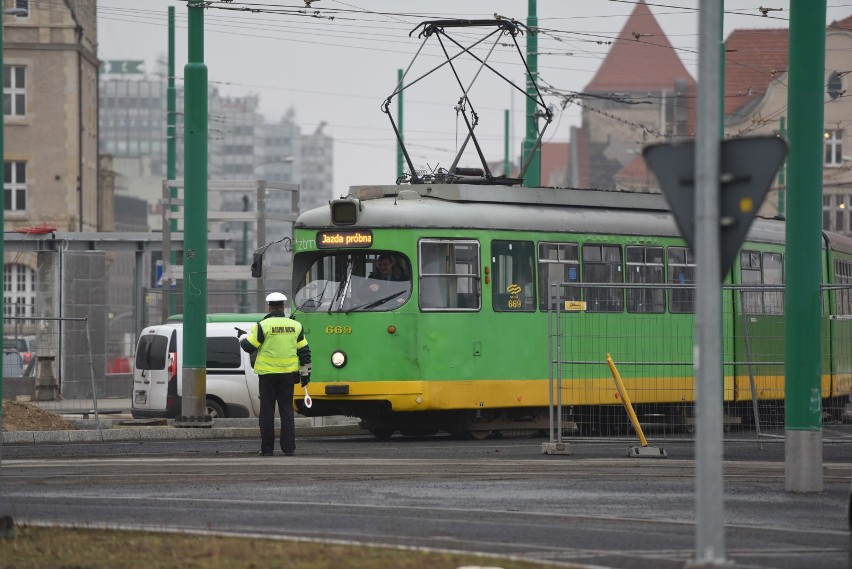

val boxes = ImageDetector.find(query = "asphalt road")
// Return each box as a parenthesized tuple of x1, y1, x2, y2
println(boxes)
(1, 434, 851, 569)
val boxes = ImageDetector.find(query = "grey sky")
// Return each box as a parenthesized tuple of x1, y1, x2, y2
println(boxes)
(97, 1, 852, 195)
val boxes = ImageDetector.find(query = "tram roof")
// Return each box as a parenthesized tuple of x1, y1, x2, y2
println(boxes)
(298, 184, 788, 245)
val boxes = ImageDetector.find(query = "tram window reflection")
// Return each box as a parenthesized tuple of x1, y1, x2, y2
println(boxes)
(626, 245, 665, 313)
(667, 247, 695, 313)
(419, 240, 480, 311)
(538, 242, 580, 311)
(492, 240, 535, 312)
(292, 251, 412, 312)
(582, 244, 623, 312)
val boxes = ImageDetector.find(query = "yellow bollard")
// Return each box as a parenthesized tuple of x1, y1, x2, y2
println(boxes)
(606, 353, 648, 447)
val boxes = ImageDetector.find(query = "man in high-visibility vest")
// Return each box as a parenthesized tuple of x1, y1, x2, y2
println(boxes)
(240, 292, 311, 456)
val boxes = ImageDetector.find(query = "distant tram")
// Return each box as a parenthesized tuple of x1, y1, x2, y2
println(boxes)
(288, 183, 852, 439)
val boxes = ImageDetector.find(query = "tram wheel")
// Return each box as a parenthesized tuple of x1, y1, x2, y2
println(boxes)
(467, 430, 492, 440)
(369, 427, 395, 441)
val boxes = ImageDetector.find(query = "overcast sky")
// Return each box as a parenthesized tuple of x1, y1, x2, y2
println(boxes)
(97, 1, 852, 195)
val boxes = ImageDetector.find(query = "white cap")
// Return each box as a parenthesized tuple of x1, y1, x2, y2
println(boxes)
(265, 292, 287, 303)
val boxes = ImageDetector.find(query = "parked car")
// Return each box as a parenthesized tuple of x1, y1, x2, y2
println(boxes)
(3, 336, 35, 364)
(2, 348, 25, 377)
(131, 313, 267, 419)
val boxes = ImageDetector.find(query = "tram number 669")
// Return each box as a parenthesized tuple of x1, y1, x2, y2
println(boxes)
(325, 325, 353, 334)
(507, 299, 521, 309)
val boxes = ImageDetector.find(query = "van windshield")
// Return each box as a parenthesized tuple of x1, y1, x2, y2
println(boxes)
(293, 251, 412, 313)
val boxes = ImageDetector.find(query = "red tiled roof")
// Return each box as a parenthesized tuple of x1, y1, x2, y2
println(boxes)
(584, 0, 695, 92)
(829, 14, 852, 31)
(616, 154, 649, 181)
(724, 28, 789, 118)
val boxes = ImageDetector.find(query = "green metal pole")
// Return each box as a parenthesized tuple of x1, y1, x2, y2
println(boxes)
(167, 7, 177, 317)
(778, 116, 787, 217)
(504, 109, 510, 177)
(396, 69, 403, 181)
(784, 0, 825, 491)
(719, 1, 725, 124)
(241, 195, 248, 313)
(179, 1, 209, 426)
(0, 11, 7, 530)
(522, 0, 540, 187)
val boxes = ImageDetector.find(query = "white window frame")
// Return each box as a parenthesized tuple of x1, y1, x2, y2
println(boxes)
(825, 129, 843, 167)
(3, 263, 35, 318)
(4, 160, 27, 212)
(3, 65, 26, 117)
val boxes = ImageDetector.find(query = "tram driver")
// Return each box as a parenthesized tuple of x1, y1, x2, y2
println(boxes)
(367, 253, 408, 291)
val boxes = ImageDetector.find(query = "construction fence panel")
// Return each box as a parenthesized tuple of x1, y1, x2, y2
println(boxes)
(547, 283, 852, 448)
(3, 316, 104, 424)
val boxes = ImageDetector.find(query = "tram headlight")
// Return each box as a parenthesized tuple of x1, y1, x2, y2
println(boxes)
(331, 350, 347, 368)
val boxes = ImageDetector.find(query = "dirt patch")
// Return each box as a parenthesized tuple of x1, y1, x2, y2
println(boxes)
(2, 400, 76, 432)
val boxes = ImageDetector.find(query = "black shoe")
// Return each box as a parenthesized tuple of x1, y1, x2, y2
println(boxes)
(257, 450, 273, 456)
(283, 451, 295, 456)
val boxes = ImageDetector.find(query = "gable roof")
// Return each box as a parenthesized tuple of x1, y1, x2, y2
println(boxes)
(724, 28, 789, 118)
(584, 0, 695, 93)
(829, 14, 852, 31)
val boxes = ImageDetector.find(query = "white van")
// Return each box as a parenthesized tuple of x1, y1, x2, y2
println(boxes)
(131, 313, 267, 419)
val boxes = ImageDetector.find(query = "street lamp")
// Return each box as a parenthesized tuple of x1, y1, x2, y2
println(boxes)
(1, 6, 32, 540)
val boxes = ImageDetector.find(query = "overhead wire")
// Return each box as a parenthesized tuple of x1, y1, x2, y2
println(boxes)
(98, 1, 851, 176)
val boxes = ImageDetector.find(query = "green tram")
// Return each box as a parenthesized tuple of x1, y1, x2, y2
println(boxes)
(288, 183, 852, 439)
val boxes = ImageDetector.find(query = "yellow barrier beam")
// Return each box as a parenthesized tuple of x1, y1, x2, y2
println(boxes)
(606, 353, 648, 447)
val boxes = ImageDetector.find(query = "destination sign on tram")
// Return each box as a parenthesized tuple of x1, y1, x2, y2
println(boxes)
(317, 230, 373, 248)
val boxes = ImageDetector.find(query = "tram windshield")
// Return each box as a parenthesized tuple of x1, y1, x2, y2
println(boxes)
(292, 251, 412, 313)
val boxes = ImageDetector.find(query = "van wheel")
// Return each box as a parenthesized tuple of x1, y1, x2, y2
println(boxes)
(206, 399, 226, 419)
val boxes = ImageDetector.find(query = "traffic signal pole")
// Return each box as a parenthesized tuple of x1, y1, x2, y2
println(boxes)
(177, 0, 210, 427)
(784, 0, 825, 492)
(692, 1, 726, 565)
(167, 6, 178, 317)
(522, 0, 540, 187)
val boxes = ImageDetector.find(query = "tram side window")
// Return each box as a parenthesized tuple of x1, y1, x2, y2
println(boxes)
(667, 247, 695, 313)
(582, 244, 623, 312)
(626, 246, 664, 313)
(492, 240, 535, 312)
(834, 260, 852, 315)
(538, 242, 580, 311)
(741, 250, 763, 315)
(419, 240, 480, 311)
(763, 252, 784, 315)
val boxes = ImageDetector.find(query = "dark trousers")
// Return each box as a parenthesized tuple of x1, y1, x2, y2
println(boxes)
(258, 372, 298, 454)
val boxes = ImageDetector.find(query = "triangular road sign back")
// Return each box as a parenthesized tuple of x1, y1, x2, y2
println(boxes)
(643, 136, 787, 281)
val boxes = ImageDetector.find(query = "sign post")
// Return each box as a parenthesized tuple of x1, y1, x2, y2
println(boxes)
(644, 132, 786, 567)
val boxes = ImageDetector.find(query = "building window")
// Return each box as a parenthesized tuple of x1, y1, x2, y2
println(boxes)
(825, 129, 843, 167)
(14, 0, 28, 17)
(4, 161, 26, 211)
(3, 65, 26, 117)
(3, 263, 35, 318)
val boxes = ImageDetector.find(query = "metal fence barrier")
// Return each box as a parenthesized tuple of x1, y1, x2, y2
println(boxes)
(3, 316, 103, 427)
(547, 283, 852, 448)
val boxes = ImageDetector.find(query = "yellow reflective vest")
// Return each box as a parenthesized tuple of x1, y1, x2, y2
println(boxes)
(245, 315, 308, 374)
